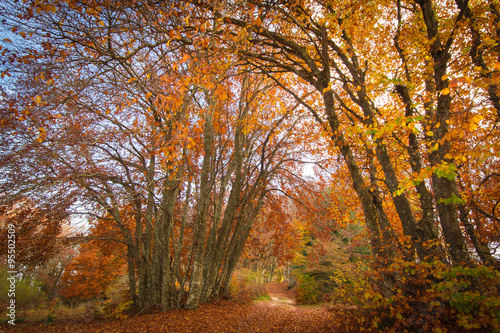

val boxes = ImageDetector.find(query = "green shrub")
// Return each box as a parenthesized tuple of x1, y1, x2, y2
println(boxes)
(296, 273, 320, 304)
(103, 299, 133, 320)
(293, 237, 360, 305)
(0, 267, 46, 313)
(334, 257, 500, 332)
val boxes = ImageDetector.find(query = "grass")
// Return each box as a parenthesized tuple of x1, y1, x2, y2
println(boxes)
(253, 294, 271, 302)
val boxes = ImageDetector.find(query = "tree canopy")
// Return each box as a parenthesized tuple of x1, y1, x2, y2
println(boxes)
(1, 0, 499, 319)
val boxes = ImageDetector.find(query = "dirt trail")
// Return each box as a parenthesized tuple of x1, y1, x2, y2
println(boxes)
(3, 283, 345, 332)
(263, 282, 297, 307)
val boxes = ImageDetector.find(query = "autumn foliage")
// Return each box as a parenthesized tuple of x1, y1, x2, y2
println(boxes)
(1, 0, 500, 331)
(58, 241, 126, 302)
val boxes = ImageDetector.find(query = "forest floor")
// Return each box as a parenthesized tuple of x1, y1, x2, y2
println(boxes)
(1, 282, 349, 333)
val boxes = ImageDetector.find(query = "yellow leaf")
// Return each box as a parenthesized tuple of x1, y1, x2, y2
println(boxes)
(444, 153, 452, 160)
(467, 114, 483, 132)
(145, 92, 153, 99)
(98, 20, 105, 26)
(128, 77, 137, 83)
(34, 95, 42, 104)
(484, 38, 496, 46)
(441, 74, 448, 81)
(441, 88, 450, 95)
(467, 122, 478, 131)
(494, 62, 500, 71)
(471, 114, 483, 123)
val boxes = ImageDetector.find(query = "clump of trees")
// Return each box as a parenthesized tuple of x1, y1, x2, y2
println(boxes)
(1, 0, 317, 310)
(1, 0, 499, 329)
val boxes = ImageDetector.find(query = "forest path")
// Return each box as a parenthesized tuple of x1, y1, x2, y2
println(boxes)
(4, 284, 346, 332)
(263, 282, 297, 307)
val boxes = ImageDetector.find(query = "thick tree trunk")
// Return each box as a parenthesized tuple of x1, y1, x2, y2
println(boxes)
(367, 148, 399, 257)
(394, 84, 445, 260)
(200, 152, 244, 302)
(185, 112, 214, 309)
(170, 179, 192, 308)
(139, 153, 156, 308)
(219, 196, 265, 298)
(126, 245, 137, 304)
(417, 0, 470, 264)
(432, 174, 469, 263)
(323, 91, 384, 255)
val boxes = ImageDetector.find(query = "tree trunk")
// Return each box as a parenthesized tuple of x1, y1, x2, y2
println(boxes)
(185, 111, 214, 309)
(127, 245, 137, 304)
(323, 91, 384, 255)
(416, 0, 470, 264)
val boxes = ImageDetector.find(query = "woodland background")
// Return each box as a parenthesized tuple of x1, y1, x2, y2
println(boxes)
(0, 0, 500, 331)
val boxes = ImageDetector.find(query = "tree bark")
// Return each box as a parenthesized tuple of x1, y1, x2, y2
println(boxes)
(416, 0, 470, 264)
(185, 111, 214, 309)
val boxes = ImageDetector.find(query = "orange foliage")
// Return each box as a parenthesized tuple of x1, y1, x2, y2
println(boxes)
(59, 240, 127, 301)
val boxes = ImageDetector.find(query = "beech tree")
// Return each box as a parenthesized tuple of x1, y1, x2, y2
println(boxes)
(189, 0, 500, 266)
(1, 0, 319, 310)
(2, 0, 499, 319)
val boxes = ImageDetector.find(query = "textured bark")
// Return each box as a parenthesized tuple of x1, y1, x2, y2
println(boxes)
(200, 124, 246, 303)
(367, 148, 399, 256)
(323, 91, 383, 255)
(126, 245, 137, 304)
(337, 29, 422, 257)
(416, 0, 470, 264)
(185, 111, 214, 309)
(394, 83, 444, 260)
(219, 195, 265, 297)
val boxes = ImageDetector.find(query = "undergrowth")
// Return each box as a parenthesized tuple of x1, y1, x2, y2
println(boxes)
(229, 268, 269, 304)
